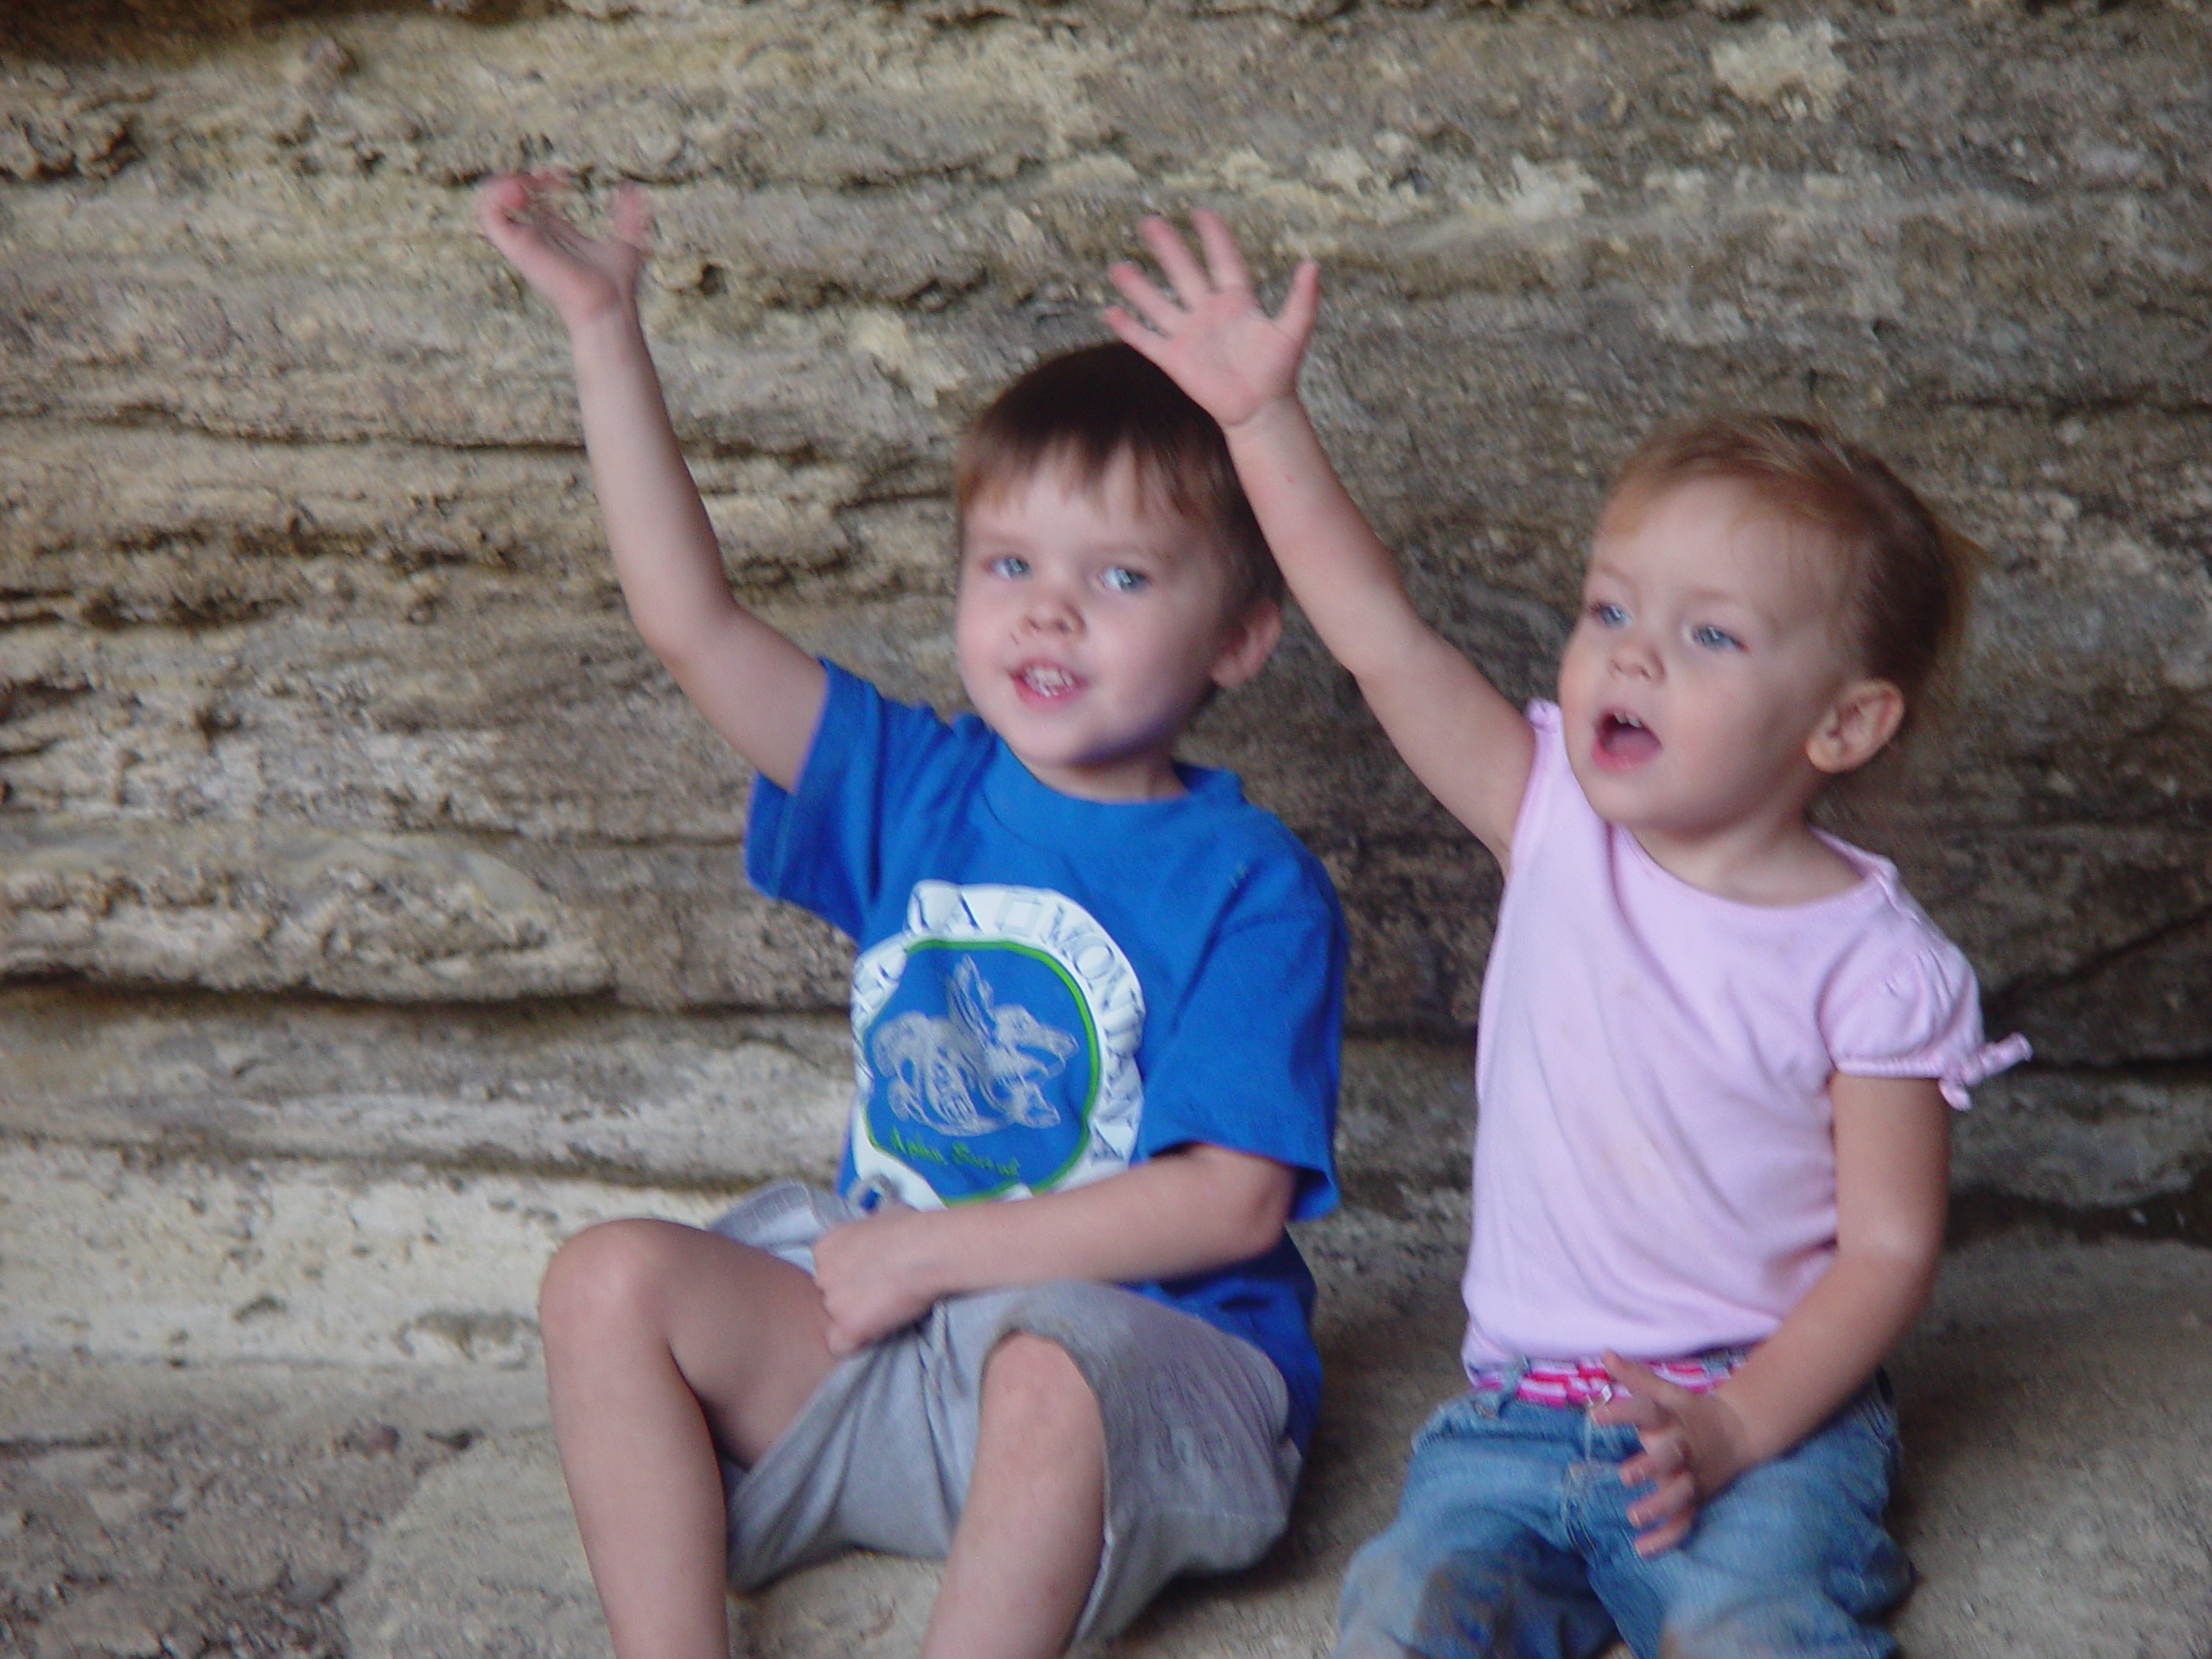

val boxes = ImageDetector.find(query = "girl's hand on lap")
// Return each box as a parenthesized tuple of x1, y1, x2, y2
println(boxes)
(475, 171, 650, 334)
(1592, 1351, 1755, 1557)
(1104, 208, 1319, 435)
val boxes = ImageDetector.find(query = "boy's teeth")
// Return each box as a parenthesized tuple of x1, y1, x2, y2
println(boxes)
(1023, 665, 1075, 693)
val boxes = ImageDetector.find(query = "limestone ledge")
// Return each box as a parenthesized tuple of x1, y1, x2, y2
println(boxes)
(0, 1135, 733, 1369)
(3, 1, 2209, 1177)
(0, 820, 615, 1001)
(2, 806, 2208, 1062)
(3, 983, 2206, 1286)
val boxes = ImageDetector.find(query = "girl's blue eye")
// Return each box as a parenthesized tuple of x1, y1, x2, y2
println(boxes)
(988, 555, 1030, 579)
(1690, 624, 1741, 651)
(1589, 601, 1627, 627)
(1101, 566, 1148, 594)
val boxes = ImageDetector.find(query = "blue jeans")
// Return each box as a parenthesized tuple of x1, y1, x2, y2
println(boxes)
(1332, 1374, 1912, 1659)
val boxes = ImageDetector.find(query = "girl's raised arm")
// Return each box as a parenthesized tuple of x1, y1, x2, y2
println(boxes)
(477, 173, 825, 792)
(1106, 212, 1531, 865)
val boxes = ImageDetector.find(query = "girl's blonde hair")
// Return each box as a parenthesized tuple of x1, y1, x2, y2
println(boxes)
(1602, 414, 1985, 731)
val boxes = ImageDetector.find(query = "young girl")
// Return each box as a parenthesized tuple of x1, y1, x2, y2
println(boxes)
(1104, 213, 2028, 1658)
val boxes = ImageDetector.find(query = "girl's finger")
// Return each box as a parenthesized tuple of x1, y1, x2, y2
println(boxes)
(1589, 1386, 1668, 1430)
(1190, 207, 1254, 295)
(1138, 215, 1213, 305)
(1616, 1435, 1676, 1486)
(1625, 1471, 1694, 1529)
(1601, 1351, 1688, 1404)
(1105, 262, 1183, 333)
(1631, 1506, 1694, 1558)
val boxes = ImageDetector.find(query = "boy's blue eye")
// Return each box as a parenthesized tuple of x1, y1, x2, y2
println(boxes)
(1589, 601, 1627, 627)
(1690, 624, 1741, 651)
(988, 555, 1030, 580)
(1100, 566, 1148, 594)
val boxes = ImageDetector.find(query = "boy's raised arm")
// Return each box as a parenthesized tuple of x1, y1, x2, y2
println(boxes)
(1105, 212, 1533, 865)
(476, 173, 825, 792)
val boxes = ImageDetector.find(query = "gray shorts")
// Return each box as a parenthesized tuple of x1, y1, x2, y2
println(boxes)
(709, 1181, 1303, 1644)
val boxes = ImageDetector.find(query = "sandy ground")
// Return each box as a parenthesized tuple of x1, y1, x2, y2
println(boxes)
(6, 1228, 2209, 1658)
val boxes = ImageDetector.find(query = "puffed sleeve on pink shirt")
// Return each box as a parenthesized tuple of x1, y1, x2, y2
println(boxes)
(1818, 883, 2033, 1109)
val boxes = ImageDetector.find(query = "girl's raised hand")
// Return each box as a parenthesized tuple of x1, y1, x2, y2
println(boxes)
(475, 170, 651, 334)
(1104, 209, 1320, 434)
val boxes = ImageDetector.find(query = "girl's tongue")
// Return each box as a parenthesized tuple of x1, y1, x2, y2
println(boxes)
(1598, 712, 1660, 766)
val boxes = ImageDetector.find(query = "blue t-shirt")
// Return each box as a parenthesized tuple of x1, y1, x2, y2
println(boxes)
(746, 663, 1345, 1450)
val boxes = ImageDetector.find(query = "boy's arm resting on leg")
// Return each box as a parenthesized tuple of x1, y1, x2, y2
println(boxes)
(1592, 1074, 1951, 1555)
(810, 1145, 1296, 1355)
(476, 173, 826, 791)
(1105, 210, 1533, 864)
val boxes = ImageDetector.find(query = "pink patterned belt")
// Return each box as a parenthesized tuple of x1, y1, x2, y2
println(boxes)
(1471, 1351, 1746, 1409)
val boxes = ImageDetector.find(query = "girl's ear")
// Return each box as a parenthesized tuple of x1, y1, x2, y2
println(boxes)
(1211, 597, 1283, 690)
(1808, 677, 1906, 775)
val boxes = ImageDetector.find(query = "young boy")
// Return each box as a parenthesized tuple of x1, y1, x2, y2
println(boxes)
(475, 175, 1345, 1659)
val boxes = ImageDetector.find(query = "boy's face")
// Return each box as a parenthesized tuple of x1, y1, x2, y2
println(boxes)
(1556, 477, 1871, 862)
(955, 454, 1278, 801)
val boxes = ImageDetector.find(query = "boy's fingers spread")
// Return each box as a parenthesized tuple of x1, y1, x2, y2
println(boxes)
(1103, 308, 1176, 375)
(1106, 264, 1179, 331)
(1141, 216, 1212, 300)
(1100, 304, 1151, 352)
(1192, 207, 1252, 292)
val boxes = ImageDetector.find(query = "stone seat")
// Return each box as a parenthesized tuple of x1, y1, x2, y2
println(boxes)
(14, 1226, 2206, 1659)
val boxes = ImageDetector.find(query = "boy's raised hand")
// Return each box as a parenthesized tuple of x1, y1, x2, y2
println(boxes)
(1105, 210, 1320, 434)
(476, 170, 650, 334)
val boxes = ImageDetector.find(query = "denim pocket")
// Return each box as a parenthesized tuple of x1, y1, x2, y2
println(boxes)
(1408, 1391, 1489, 1455)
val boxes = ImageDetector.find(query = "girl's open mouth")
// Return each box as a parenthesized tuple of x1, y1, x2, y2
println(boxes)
(1595, 710, 1660, 769)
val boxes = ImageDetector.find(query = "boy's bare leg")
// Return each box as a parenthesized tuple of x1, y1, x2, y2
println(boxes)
(538, 1218, 840, 1659)
(921, 1333, 1108, 1659)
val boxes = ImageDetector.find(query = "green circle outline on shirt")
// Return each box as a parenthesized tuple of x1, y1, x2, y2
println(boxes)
(880, 936, 1105, 1200)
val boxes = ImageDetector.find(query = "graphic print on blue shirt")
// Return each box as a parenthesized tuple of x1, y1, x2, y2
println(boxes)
(848, 880, 1147, 1208)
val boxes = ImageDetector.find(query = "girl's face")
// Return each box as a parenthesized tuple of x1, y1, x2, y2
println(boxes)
(1556, 477, 1875, 861)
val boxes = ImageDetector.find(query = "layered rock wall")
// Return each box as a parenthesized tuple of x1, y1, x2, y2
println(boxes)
(3, 0, 2209, 1364)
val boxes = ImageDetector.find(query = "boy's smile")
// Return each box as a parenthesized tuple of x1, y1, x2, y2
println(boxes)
(1556, 477, 1878, 897)
(955, 456, 1277, 802)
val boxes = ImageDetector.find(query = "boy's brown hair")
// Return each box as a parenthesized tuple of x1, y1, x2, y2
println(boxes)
(1602, 413, 1984, 723)
(957, 342, 1284, 618)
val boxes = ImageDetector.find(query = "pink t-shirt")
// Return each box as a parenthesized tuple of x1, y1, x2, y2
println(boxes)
(1460, 702, 2027, 1376)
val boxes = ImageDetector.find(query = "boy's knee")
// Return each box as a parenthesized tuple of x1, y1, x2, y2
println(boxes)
(979, 1332, 1101, 1440)
(537, 1218, 676, 1344)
